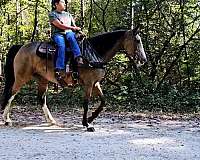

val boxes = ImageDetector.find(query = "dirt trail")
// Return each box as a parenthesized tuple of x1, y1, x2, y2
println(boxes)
(0, 113, 200, 160)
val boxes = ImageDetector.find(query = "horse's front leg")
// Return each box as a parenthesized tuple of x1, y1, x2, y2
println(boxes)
(82, 84, 95, 132)
(88, 82, 105, 124)
(38, 78, 57, 125)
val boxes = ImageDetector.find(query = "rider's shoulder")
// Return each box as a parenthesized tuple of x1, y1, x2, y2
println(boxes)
(49, 10, 56, 16)
(62, 11, 71, 15)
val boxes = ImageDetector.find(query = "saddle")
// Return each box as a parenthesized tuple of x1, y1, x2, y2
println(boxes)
(36, 41, 56, 60)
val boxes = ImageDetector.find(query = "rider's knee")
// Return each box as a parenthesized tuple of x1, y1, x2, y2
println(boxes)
(66, 32, 76, 39)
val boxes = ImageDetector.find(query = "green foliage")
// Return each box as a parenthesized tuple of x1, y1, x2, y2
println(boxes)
(104, 71, 200, 113)
(0, 0, 50, 52)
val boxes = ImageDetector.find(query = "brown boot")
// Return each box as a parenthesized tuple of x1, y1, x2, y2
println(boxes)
(55, 69, 67, 87)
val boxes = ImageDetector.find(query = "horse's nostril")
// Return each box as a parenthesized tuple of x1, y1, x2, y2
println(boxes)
(144, 57, 147, 63)
(140, 55, 147, 63)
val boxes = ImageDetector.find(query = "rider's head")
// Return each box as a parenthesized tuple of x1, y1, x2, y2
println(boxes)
(52, 0, 67, 11)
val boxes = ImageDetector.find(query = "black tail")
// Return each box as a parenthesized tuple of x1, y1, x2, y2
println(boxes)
(0, 45, 22, 110)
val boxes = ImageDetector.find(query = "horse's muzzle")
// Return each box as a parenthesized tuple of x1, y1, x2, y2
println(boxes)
(139, 56, 147, 64)
(129, 54, 147, 67)
(136, 51, 147, 64)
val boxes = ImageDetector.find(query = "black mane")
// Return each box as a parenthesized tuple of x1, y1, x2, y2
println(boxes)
(87, 30, 126, 57)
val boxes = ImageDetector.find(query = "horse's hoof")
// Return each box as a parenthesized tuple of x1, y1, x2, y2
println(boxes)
(5, 122, 12, 126)
(87, 127, 95, 132)
(52, 122, 63, 127)
(50, 121, 58, 126)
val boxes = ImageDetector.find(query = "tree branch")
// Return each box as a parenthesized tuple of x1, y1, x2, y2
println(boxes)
(156, 26, 200, 90)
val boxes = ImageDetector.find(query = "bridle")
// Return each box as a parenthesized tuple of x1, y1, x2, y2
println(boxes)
(126, 30, 139, 62)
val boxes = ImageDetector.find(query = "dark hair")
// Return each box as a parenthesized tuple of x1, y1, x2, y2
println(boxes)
(52, 0, 60, 10)
(52, 0, 60, 5)
(52, 0, 67, 10)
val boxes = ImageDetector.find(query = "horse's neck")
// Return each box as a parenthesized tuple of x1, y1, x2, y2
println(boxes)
(88, 30, 126, 63)
(103, 40, 122, 62)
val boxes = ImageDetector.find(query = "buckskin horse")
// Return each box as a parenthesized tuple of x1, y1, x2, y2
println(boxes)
(0, 27, 147, 131)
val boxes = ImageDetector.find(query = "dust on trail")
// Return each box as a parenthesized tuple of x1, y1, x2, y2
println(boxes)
(0, 112, 200, 160)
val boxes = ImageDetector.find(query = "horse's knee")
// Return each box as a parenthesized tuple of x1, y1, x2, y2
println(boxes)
(37, 83, 48, 105)
(37, 93, 45, 105)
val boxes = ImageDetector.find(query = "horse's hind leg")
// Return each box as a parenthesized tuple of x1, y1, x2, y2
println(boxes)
(37, 78, 57, 125)
(87, 82, 105, 124)
(2, 78, 29, 126)
(2, 93, 17, 126)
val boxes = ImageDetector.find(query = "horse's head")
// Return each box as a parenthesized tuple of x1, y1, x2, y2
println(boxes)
(123, 26, 147, 66)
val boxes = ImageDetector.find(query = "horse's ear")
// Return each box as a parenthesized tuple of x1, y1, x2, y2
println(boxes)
(132, 25, 140, 35)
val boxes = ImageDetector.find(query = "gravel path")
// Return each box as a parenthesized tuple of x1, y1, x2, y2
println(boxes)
(0, 115, 200, 160)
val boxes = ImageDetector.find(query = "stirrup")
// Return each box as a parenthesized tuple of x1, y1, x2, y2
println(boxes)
(72, 72, 79, 80)
(55, 70, 67, 87)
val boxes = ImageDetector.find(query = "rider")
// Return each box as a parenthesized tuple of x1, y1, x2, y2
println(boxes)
(49, 0, 83, 84)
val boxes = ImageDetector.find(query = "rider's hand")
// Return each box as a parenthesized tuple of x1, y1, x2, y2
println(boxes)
(72, 26, 81, 31)
(78, 30, 86, 37)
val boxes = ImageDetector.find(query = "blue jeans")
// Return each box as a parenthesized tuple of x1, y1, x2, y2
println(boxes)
(53, 32, 81, 70)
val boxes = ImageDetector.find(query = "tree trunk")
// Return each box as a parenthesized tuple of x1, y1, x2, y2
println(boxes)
(31, 0, 39, 42)
(88, 0, 93, 37)
(180, 0, 190, 86)
(16, 0, 19, 44)
(65, 0, 68, 11)
(130, 0, 134, 29)
(80, 0, 84, 28)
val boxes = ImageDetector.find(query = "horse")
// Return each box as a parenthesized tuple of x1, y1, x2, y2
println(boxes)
(0, 27, 147, 131)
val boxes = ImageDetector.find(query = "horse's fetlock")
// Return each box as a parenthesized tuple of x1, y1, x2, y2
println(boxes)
(5, 121, 12, 126)
(82, 120, 88, 127)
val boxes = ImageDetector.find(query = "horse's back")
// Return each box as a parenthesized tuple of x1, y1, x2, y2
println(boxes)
(18, 42, 40, 55)
(14, 42, 56, 83)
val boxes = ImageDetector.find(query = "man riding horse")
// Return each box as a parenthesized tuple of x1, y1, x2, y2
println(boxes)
(49, 0, 84, 86)
(1, 3, 147, 130)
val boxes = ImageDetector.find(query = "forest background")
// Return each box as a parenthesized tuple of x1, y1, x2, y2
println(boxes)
(0, 0, 199, 113)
